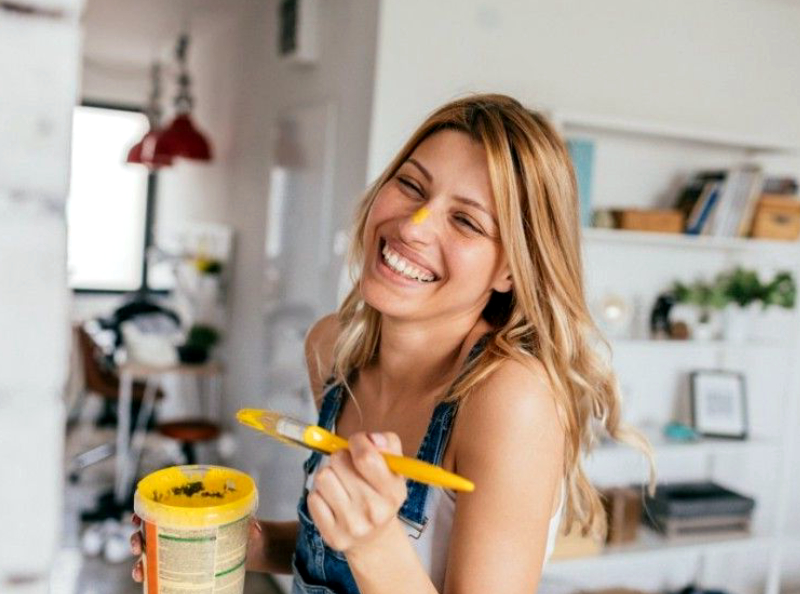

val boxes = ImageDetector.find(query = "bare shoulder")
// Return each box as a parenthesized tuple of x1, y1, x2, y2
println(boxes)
(456, 355, 563, 452)
(444, 355, 566, 592)
(303, 313, 342, 407)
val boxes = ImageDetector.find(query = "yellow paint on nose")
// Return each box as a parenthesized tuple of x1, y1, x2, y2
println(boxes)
(412, 206, 430, 225)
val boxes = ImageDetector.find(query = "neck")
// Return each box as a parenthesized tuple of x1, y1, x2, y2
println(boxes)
(369, 312, 491, 405)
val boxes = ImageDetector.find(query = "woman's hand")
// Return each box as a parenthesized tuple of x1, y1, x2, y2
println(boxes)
(130, 514, 144, 582)
(307, 432, 407, 555)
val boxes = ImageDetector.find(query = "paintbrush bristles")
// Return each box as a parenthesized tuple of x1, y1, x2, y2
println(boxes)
(236, 409, 304, 448)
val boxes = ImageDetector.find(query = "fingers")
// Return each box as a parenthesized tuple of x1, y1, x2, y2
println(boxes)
(132, 558, 143, 582)
(313, 460, 357, 521)
(130, 513, 145, 583)
(130, 531, 142, 556)
(347, 433, 406, 506)
(307, 489, 338, 547)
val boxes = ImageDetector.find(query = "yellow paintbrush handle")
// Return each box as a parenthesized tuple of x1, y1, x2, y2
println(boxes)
(303, 426, 475, 492)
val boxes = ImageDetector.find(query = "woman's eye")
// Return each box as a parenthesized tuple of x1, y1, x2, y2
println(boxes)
(397, 177, 422, 196)
(454, 215, 482, 234)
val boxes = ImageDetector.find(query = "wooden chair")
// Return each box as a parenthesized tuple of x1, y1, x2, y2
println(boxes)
(68, 324, 164, 482)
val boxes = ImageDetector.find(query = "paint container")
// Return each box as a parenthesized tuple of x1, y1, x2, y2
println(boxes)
(134, 465, 257, 594)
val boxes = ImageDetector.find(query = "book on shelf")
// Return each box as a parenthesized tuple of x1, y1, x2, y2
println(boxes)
(673, 166, 765, 237)
(685, 181, 721, 235)
(567, 138, 595, 228)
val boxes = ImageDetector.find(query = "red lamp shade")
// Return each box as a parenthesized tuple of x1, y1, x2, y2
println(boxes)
(149, 114, 213, 162)
(127, 128, 174, 168)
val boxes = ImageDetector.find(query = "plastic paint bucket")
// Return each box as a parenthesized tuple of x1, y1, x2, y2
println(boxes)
(134, 465, 258, 594)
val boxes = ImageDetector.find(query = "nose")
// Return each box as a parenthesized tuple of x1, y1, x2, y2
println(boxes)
(398, 205, 437, 246)
(411, 206, 430, 225)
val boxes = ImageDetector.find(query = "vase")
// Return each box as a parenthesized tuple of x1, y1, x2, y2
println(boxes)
(669, 304, 719, 341)
(723, 303, 760, 343)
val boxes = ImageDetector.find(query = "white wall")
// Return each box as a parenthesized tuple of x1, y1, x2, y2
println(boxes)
(0, 2, 82, 591)
(221, 0, 379, 494)
(77, 0, 250, 308)
(220, 2, 378, 590)
(367, 1, 800, 591)
(75, 0, 379, 546)
(368, 0, 800, 179)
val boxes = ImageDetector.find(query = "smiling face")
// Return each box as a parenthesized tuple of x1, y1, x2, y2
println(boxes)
(359, 129, 513, 324)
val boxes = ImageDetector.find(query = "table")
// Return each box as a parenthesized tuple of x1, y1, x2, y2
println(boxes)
(114, 360, 223, 505)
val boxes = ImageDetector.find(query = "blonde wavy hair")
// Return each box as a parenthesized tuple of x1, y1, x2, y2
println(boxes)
(327, 93, 655, 538)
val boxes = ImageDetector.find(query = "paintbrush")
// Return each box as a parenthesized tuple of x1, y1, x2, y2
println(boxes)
(236, 408, 475, 492)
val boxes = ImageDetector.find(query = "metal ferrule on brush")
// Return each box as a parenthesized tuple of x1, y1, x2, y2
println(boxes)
(276, 417, 307, 443)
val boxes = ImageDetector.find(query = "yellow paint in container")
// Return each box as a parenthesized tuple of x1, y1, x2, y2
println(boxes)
(134, 465, 258, 594)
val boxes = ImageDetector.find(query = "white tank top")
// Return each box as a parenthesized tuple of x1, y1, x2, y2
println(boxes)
(305, 449, 565, 591)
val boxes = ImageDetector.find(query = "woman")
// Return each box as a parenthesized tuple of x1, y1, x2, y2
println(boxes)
(132, 93, 653, 593)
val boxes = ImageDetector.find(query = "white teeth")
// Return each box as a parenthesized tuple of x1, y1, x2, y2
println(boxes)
(381, 243, 435, 283)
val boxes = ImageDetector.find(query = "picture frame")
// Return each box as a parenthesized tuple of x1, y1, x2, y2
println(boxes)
(689, 370, 748, 439)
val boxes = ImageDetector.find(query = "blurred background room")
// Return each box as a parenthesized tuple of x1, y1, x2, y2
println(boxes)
(1, 1, 800, 593)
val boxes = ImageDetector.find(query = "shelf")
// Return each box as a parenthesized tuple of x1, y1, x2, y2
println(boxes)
(608, 337, 793, 351)
(546, 527, 776, 570)
(582, 227, 800, 255)
(553, 110, 800, 154)
(590, 433, 780, 459)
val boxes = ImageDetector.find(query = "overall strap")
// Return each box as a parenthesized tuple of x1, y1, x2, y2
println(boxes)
(302, 379, 344, 477)
(398, 333, 491, 527)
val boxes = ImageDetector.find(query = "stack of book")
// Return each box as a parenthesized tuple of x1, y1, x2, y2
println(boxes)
(642, 481, 755, 538)
(673, 166, 766, 237)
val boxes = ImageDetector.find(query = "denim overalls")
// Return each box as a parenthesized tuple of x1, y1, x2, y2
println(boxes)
(291, 336, 489, 594)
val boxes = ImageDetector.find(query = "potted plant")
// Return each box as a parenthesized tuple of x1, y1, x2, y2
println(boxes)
(177, 323, 221, 364)
(718, 268, 796, 342)
(670, 278, 728, 340)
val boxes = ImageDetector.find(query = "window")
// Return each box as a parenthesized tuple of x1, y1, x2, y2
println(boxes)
(67, 103, 167, 293)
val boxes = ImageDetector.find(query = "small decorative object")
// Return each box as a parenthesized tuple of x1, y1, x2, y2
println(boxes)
(194, 256, 223, 275)
(689, 370, 748, 439)
(750, 195, 800, 240)
(549, 520, 603, 560)
(670, 279, 727, 340)
(592, 208, 616, 229)
(718, 268, 796, 342)
(177, 324, 220, 365)
(616, 208, 685, 234)
(600, 487, 642, 545)
(663, 421, 700, 443)
(649, 292, 675, 339)
(594, 293, 633, 338)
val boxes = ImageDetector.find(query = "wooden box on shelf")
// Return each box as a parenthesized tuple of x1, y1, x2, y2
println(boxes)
(616, 209, 685, 233)
(749, 195, 800, 241)
(601, 487, 642, 544)
(549, 520, 603, 560)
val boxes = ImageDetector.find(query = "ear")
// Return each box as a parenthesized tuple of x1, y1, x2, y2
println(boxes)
(492, 266, 513, 294)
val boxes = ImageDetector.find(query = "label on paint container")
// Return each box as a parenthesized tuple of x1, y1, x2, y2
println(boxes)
(143, 515, 250, 594)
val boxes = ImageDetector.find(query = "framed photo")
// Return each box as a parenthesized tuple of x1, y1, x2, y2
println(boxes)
(689, 370, 748, 439)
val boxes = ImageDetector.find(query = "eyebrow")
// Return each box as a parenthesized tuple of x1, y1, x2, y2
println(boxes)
(405, 158, 498, 227)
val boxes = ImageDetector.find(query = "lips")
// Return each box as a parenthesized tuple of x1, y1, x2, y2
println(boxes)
(379, 237, 440, 280)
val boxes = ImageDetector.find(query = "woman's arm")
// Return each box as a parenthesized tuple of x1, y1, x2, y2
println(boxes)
(308, 357, 564, 594)
(245, 519, 300, 574)
(443, 357, 565, 593)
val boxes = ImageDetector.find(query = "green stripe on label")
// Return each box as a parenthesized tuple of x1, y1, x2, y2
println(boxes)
(215, 558, 246, 578)
(159, 534, 216, 543)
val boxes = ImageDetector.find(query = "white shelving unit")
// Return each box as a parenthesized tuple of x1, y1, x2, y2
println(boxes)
(584, 227, 800, 256)
(540, 112, 800, 594)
